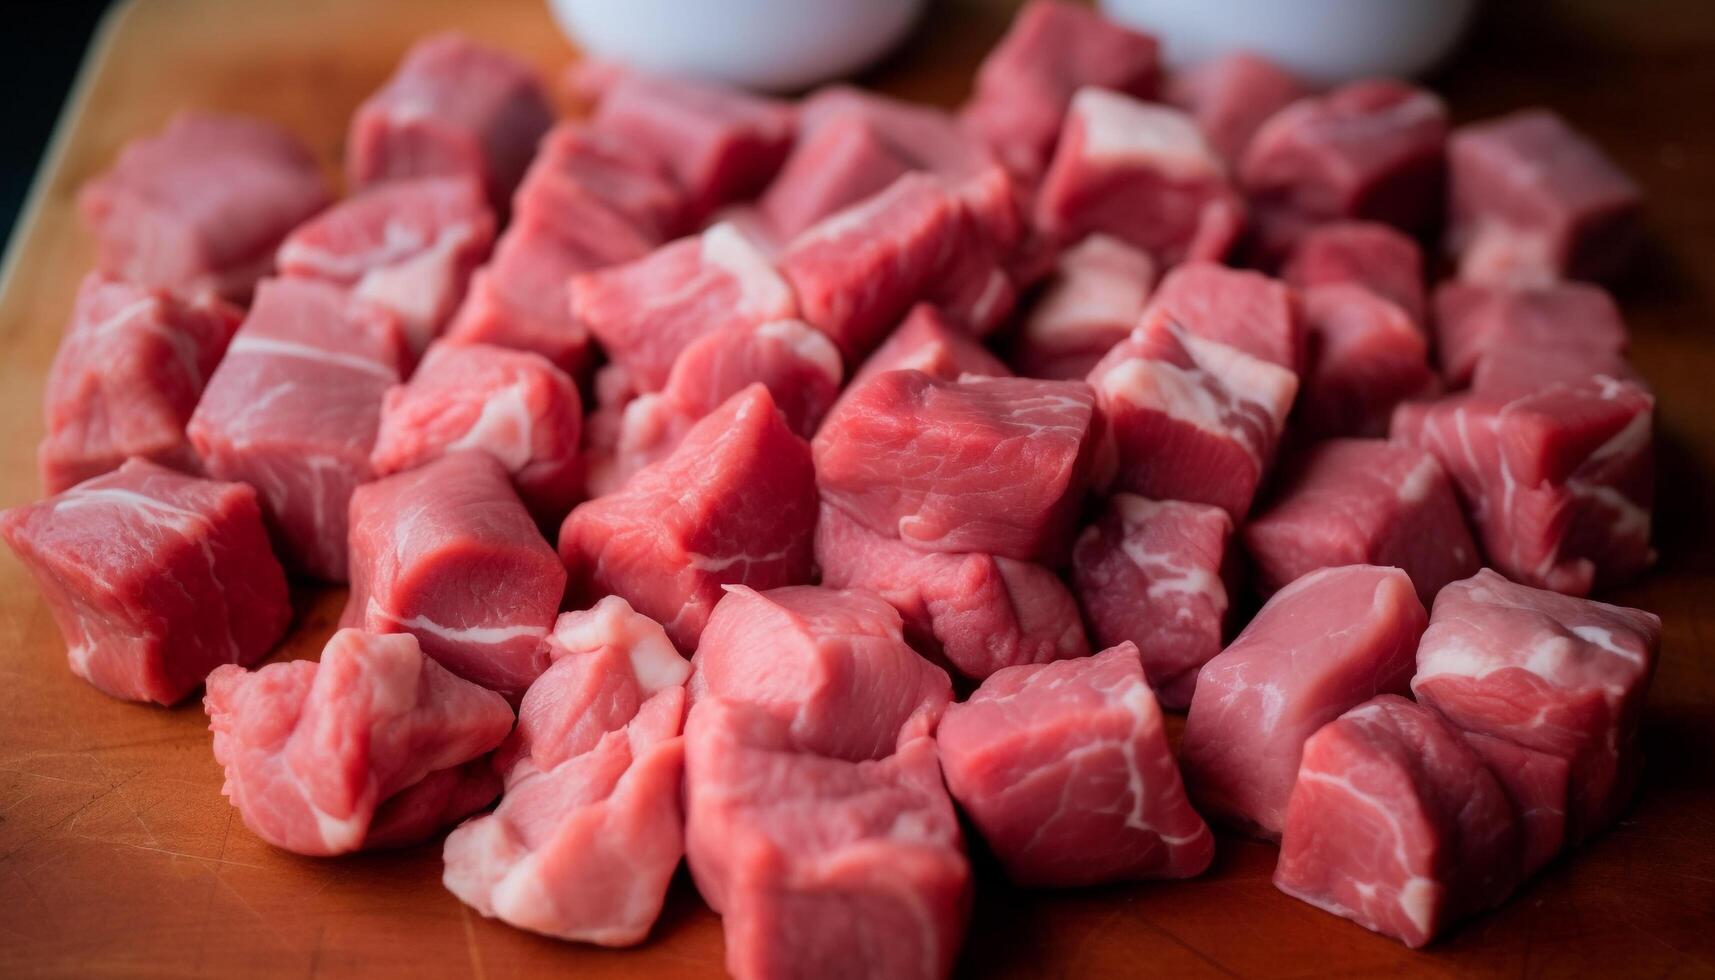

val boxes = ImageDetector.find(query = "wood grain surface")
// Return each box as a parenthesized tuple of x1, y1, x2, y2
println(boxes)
(1, 1, 1712, 977)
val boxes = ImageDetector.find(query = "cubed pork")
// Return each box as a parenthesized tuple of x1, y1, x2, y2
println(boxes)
(1447, 109, 1642, 286)
(1140, 261, 1304, 371)
(343, 452, 565, 699)
(938, 643, 1214, 886)
(1070, 494, 1232, 710)
(1244, 439, 1480, 604)
(1010, 234, 1156, 380)
(1180, 565, 1426, 838)
(371, 341, 583, 521)
(78, 111, 331, 301)
(347, 33, 554, 209)
(852, 306, 1009, 394)
(204, 628, 514, 855)
(1, 459, 290, 705)
(187, 278, 411, 581)
(559, 385, 817, 651)
(813, 370, 1096, 563)
(1296, 284, 1436, 439)
(1273, 695, 1520, 948)
(39, 274, 241, 493)
(760, 113, 914, 241)
(1165, 52, 1311, 165)
(1462, 731, 1570, 878)
(276, 176, 495, 355)
(1087, 318, 1298, 520)
(1391, 376, 1655, 595)
(1412, 569, 1660, 841)
(1282, 221, 1427, 327)
(444, 215, 605, 376)
(1432, 279, 1629, 389)
(443, 597, 690, 946)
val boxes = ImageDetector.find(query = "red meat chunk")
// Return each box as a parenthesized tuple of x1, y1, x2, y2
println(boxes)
(1141, 260, 1304, 371)
(1166, 52, 1311, 165)
(1432, 279, 1629, 389)
(846, 304, 1011, 394)
(1010, 234, 1156, 381)
(1462, 731, 1570, 878)
(444, 216, 606, 376)
(1282, 220, 1427, 327)
(1297, 284, 1436, 439)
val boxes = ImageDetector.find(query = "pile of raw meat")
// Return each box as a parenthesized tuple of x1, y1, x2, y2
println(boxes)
(2, 1, 1665, 972)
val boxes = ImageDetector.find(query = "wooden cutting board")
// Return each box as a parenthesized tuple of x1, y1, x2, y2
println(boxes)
(2, 0, 1713, 976)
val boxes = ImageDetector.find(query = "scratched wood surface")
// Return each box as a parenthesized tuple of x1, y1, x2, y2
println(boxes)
(0, 0, 1712, 977)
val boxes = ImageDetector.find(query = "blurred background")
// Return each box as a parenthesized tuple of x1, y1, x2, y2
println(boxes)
(3, 1, 110, 235)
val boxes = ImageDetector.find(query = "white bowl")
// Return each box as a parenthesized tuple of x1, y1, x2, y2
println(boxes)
(1099, 0, 1481, 84)
(549, 0, 928, 93)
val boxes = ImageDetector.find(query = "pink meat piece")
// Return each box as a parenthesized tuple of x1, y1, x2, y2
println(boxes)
(1297, 284, 1436, 439)
(559, 385, 818, 652)
(813, 369, 1097, 563)
(961, 0, 1161, 182)
(778, 174, 963, 363)
(343, 452, 566, 699)
(760, 113, 914, 241)
(571, 222, 798, 392)
(1281, 221, 1427, 327)
(1034, 89, 1244, 267)
(815, 504, 1088, 681)
(1390, 376, 1655, 595)
(443, 215, 607, 376)
(444, 596, 691, 946)
(1165, 52, 1311, 165)
(78, 111, 331, 301)
(371, 341, 583, 521)
(1273, 695, 1520, 948)
(683, 698, 969, 980)
(513, 122, 689, 246)
(845, 304, 1011, 394)
(1010, 234, 1156, 380)
(939, 643, 1213, 886)
(1086, 318, 1298, 520)
(1432, 280, 1629, 389)
(1447, 109, 1643, 287)
(585, 319, 841, 497)
(38, 274, 241, 493)
(1461, 731, 1570, 878)
(347, 33, 554, 209)
(1070, 494, 1232, 710)
(1140, 261, 1304, 371)
(1180, 564, 1426, 838)
(1411, 569, 1661, 842)
(1244, 439, 1480, 604)
(0, 459, 290, 705)
(204, 628, 514, 855)
(1241, 80, 1449, 242)
(588, 67, 794, 219)
(277, 176, 496, 356)
(187, 278, 410, 581)
(364, 759, 505, 851)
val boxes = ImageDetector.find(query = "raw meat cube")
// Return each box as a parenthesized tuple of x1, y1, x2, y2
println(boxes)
(1180, 565, 1426, 838)
(1412, 569, 1661, 841)
(683, 698, 969, 980)
(1087, 319, 1298, 520)
(187, 278, 411, 581)
(1391, 377, 1655, 595)
(39, 274, 241, 494)
(962, 0, 1161, 180)
(277, 176, 495, 355)
(813, 370, 1097, 563)
(371, 341, 583, 521)
(1296, 284, 1436, 439)
(815, 504, 1088, 681)
(513, 122, 688, 247)
(204, 628, 514, 855)
(777, 173, 963, 363)
(587, 66, 794, 218)
(1274, 695, 1520, 948)
(1165, 52, 1311, 164)
(347, 33, 554, 208)
(1244, 439, 1480, 605)
(1432, 280, 1628, 389)
(78, 111, 331, 301)
(343, 452, 566, 699)
(760, 112, 915, 241)
(1447, 109, 1643, 286)
(1282, 221, 1427, 327)
(1462, 731, 1570, 878)
(938, 643, 1215, 886)
(585, 319, 841, 497)
(1010, 233, 1156, 380)
(443, 214, 607, 376)
(571, 222, 798, 392)
(1, 459, 290, 705)
(363, 759, 507, 850)
(1070, 494, 1232, 710)
(444, 597, 691, 946)
(692, 584, 953, 761)
(1241, 80, 1448, 236)
(846, 304, 1011, 392)
(1140, 261, 1303, 371)
(1034, 89, 1244, 267)
(559, 385, 818, 651)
